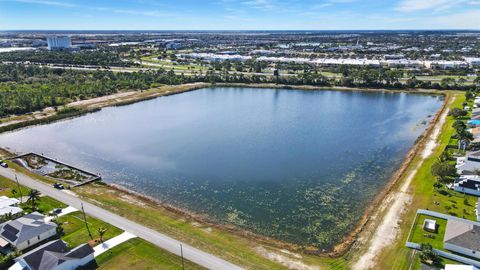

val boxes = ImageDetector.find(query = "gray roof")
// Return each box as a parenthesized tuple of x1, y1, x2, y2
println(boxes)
(17, 239, 94, 270)
(444, 219, 480, 251)
(457, 159, 480, 174)
(0, 212, 57, 246)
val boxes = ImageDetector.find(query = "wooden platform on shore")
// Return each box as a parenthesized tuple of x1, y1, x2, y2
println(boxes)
(8, 152, 101, 187)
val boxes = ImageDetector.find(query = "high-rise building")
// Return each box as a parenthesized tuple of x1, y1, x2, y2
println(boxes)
(46, 36, 72, 50)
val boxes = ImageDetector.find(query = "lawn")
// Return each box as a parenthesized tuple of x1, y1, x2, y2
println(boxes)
(58, 212, 123, 248)
(0, 175, 29, 198)
(75, 183, 292, 270)
(409, 214, 447, 250)
(95, 238, 206, 270)
(374, 91, 476, 269)
(20, 196, 67, 214)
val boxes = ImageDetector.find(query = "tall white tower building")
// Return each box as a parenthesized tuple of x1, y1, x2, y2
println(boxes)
(46, 36, 72, 50)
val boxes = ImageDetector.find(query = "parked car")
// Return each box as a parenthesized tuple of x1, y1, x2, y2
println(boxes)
(52, 208, 62, 214)
(0, 162, 8, 168)
(53, 183, 64, 189)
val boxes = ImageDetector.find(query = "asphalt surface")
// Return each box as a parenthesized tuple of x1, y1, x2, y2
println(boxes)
(0, 167, 244, 270)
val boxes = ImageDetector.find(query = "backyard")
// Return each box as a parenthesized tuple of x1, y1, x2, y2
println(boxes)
(408, 214, 447, 250)
(58, 211, 123, 248)
(95, 238, 206, 270)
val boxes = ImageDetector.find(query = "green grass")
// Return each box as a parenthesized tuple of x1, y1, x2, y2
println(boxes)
(375, 92, 476, 269)
(96, 238, 206, 270)
(0, 175, 29, 198)
(20, 194, 67, 214)
(409, 214, 447, 250)
(58, 212, 123, 248)
(75, 183, 290, 270)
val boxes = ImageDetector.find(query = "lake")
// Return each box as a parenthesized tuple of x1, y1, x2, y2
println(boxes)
(0, 87, 442, 249)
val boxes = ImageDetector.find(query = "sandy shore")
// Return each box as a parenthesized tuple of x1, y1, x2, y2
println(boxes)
(351, 94, 453, 270)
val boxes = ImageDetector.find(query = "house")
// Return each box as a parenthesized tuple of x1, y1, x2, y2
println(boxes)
(0, 196, 22, 220)
(444, 219, 480, 259)
(454, 175, 480, 196)
(468, 120, 480, 128)
(0, 212, 57, 252)
(0, 196, 19, 208)
(456, 151, 480, 174)
(471, 109, 480, 119)
(9, 239, 94, 270)
(469, 127, 480, 142)
(476, 198, 480, 221)
(445, 265, 480, 270)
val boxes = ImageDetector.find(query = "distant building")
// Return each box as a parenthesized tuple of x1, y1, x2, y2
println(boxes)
(465, 57, 480, 67)
(383, 54, 405, 60)
(46, 36, 72, 51)
(9, 239, 94, 270)
(0, 212, 57, 252)
(166, 42, 182, 50)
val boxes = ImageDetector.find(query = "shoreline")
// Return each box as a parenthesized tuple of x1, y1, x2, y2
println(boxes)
(95, 91, 448, 258)
(351, 92, 454, 269)
(0, 83, 450, 258)
(0, 82, 443, 134)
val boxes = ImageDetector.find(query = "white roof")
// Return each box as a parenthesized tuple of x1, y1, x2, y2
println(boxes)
(424, 219, 436, 230)
(445, 265, 479, 270)
(0, 196, 20, 208)
(0, 206, 22, 216)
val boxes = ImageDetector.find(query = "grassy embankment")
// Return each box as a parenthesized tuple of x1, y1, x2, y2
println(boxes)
(0, 175, 203, 269)
(0, 83, 208, 134)
(95, 238, 206, 270)
(0, 87, 454, 270)
(373, 91, 477, 269)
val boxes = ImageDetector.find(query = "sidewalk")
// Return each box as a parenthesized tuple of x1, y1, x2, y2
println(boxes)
(93, 231, 136, 257)
(45, 206, 77, 222)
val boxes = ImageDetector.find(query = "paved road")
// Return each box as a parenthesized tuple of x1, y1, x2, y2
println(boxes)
(0, 167, 244, 270)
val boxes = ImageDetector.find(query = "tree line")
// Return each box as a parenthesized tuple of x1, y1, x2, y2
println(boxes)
(0, 50, 135, 67)
(1, 63, 479, 117)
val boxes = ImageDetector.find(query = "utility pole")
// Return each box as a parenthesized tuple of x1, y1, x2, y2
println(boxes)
(81, 203, 93, 240)
(180, 244, 185, 270)
(15, 175, 23, 204)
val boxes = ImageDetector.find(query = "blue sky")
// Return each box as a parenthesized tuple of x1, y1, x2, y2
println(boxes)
(0, 0, 479, 30)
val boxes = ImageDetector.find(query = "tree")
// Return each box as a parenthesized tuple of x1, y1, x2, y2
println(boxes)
(448, 108, 468, 119)
(27, 189, 41, 211)
(453, 120, 467, 133)
(465, 91, 475, 100)
(97, 227, 108, 242)
(431, 161, 457, 182)
(457, 130, 474, 150)
(419, 243, 442, 266)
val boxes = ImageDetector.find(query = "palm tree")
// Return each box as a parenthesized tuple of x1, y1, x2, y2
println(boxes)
(97, 227, 108, 243)
(27, 189, 41, 211)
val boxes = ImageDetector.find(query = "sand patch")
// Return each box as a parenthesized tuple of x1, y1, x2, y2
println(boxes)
(255, 246, 319, 270)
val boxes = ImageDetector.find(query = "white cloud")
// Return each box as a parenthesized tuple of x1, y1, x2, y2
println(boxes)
(396, 0, 467, 12)
(430, 9, 480, 28)
(242, 0, 277, 10)
(3, 0, 76, 7)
